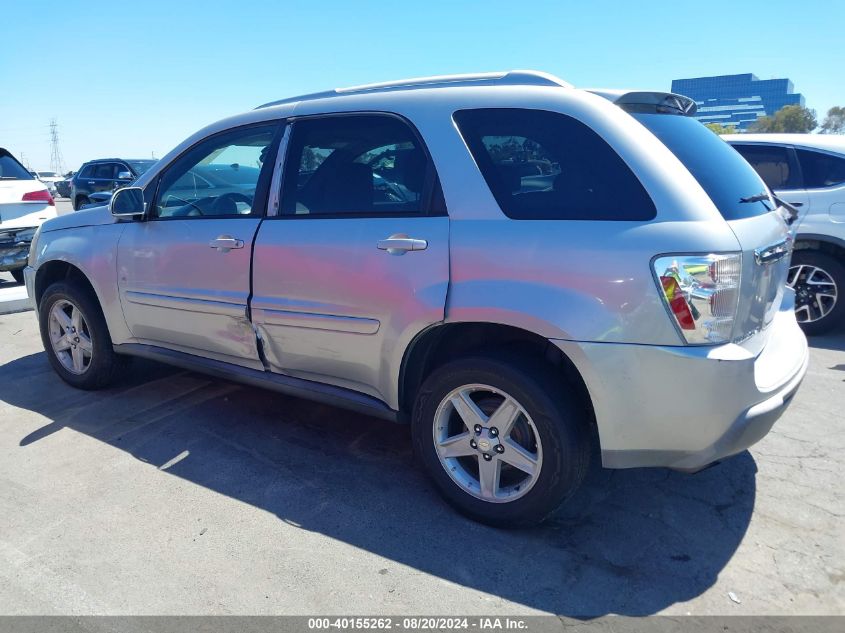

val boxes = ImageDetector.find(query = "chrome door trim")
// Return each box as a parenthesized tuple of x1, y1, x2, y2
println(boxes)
(124, 291, 247, 317)
(254, 306, 380, 334)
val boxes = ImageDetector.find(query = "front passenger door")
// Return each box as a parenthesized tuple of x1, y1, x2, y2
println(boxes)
(117, 122, 280, 366)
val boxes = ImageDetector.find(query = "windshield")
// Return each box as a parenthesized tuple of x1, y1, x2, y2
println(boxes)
(0, 151, 34, 180)
(127, 160, 156, 176)
(37, 171, 58, 178)
(634, 114, 773, 221)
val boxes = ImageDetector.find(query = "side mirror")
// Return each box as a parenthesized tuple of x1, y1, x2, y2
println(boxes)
(117, 171, 132, 180)
(110, 187, 145, 218)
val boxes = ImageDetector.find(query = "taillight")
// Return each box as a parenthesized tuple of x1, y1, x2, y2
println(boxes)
(22, 189, 55, 206)
(653, 253, 741, 344)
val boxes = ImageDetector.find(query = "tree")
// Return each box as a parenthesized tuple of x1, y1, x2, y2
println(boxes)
(704, 122, 739, 135)
(820, 106, 845, 134)
(749, 105, 817, 133)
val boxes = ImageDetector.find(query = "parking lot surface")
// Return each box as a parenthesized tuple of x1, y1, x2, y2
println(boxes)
(0, 310, 842, 616)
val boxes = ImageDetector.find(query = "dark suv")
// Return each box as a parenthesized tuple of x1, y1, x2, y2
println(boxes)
(70, 159, 157, 210)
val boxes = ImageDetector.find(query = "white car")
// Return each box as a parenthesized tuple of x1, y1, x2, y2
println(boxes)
(1, 149, 57, 284)
(35, 171, 62, 196)
(725, 134, 845, 334)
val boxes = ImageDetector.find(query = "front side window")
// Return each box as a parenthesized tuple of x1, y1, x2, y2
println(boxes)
(454, 108, 655, 221)
(730, 144, 798, 190)
(155, 124, 277, 219)
(281, 115, 432, 216)
(796, 149, 845, 189)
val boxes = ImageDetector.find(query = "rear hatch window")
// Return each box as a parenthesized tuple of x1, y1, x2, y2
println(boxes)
(0, 150, 34, 181)
(634, 114, 773, 220)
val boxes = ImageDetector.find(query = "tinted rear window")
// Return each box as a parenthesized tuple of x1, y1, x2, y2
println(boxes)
(796, 149, 845, 189)
(0, 151, 33, 180)
(635, 114, 773, 220)
(454, 108, 656, 221)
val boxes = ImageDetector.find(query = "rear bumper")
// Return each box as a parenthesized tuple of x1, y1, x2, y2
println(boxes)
(553, 289, 808, 470)
(0, 239, 30, 272)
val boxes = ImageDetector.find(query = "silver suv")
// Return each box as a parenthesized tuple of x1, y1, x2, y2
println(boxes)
(24, 71, 808, 527)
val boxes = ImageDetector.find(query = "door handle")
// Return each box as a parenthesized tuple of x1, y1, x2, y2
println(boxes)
(377, 234, 428, 255)
(209, 235, 244, 253)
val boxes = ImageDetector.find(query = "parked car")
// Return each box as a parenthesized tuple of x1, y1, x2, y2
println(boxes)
(54, 172, 75, 199)
(24, 71, 807, 526)
(0, 148, 57, 284)
(35, 171, 62, 196)
(724, 134, 845, 334)
(70, 158, 156, 210)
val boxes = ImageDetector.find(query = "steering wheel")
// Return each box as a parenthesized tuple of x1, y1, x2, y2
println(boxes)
(209, 191, 253, 215)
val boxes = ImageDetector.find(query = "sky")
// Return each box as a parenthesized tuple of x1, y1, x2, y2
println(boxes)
(1, 0, 842, 172)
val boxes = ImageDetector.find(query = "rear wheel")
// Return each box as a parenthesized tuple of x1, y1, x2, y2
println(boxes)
(412, 354, 590, 527)
(74, 195, 90, 211)
(38, 281, 124, 389)
(788, 250, 844, 335)
(10, 269, 24, 285)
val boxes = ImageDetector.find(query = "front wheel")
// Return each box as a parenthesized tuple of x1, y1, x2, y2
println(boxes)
(10, 269, 24, 285)
(38, 281, 124, 389)
(412, 355, 590, 528)
(788, 250, 844, 335)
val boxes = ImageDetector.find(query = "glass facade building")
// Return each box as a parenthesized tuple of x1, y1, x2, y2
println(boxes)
(671, 73, 805, 131)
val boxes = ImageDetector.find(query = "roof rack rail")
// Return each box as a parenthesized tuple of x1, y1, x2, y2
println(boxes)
(256, 70, 571, 109)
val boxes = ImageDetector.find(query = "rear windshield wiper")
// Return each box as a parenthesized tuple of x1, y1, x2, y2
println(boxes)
(740, 192, 799, 225)
(739, 193, 771, 204)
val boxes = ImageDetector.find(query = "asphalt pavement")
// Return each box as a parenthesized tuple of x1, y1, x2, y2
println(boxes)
(0, 224, 842, 615)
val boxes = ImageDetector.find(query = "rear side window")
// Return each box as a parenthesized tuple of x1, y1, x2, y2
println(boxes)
(78, 164, 96, 179)
(731, 144, 799, 190)
(796, 149, 845, 189)
(453, 108, 655, 220)
(92, 163, 116, 179)
(636, 114, 773, 220)
(0, 150, 33, 180)
(281, 115, 434, 217)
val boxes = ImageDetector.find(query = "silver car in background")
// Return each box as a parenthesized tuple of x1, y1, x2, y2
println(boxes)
(24, 71, 807, 526)
(725, 134, 845, 334)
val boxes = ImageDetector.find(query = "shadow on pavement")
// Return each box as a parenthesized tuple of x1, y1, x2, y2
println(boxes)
(807, 331, 845, 352)
(1, 351, 757, 616)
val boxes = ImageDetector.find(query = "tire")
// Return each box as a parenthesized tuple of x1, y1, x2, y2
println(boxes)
(74, 196, 90, 211)
(412, 354, 590, 528)
(38, 281, 124, 390)
(788, 250, 845, 336)
(10, 269, 25, 285)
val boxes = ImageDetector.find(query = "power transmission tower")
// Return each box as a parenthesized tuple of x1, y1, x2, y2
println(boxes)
(49, 118, 65, 175)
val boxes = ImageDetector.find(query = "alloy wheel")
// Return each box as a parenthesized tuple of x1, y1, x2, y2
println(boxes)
(48, 299, 93, 375)
(788, 264, 838, 323)
(432, 384, 542, 503)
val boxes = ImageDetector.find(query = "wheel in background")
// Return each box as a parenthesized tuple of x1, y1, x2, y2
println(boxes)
(788, 250, 844, 335)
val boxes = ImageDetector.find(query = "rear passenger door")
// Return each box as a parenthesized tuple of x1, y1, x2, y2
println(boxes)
(250, 114, 449, 406)
(794, 148, 845, 222)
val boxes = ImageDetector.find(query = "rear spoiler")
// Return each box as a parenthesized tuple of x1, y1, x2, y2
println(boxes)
(587, 89, 697, 116)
